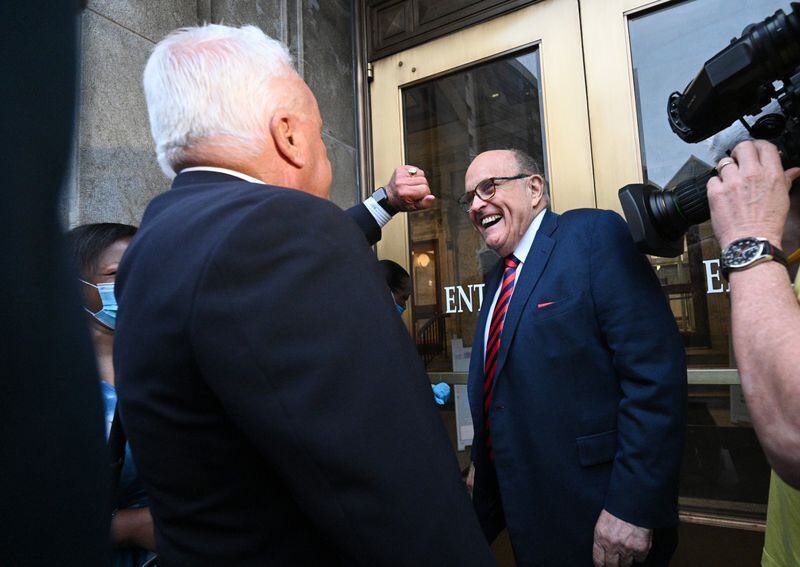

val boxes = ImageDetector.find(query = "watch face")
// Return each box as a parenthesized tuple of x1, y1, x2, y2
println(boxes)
(723, 238, 764, 268)
(373, 187, 387, 202)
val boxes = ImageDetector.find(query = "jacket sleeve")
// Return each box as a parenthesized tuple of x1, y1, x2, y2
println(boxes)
(589, 210, 687, 528)
(190, 193, 494, 566)
(346, 203, 382, 246)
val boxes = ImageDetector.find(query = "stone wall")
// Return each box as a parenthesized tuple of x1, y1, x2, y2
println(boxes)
(70, 0, 359, 227)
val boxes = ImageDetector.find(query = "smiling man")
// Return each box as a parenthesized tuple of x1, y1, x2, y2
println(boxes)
(462, 149, 687, 567)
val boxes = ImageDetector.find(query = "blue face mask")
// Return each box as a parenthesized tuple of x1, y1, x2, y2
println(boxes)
(395, 303, 406, 315)
(80, 280, 118, 330)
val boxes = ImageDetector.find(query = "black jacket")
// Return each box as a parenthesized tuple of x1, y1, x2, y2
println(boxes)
(114, 171, 494, 566)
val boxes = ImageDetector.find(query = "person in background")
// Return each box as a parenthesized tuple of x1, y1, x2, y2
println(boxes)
(379, 259, 451, 405)
(67, 223, 155, 567)
(379, 259, 413, 315)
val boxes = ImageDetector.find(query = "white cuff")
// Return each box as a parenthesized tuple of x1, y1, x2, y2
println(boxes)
(363, 196, 393, 228)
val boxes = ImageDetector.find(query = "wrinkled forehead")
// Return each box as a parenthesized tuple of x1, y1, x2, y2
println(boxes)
(465, 151, 518, 188)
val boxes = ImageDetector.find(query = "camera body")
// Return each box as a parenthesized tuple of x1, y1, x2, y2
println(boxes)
(620, 3, 800, 258)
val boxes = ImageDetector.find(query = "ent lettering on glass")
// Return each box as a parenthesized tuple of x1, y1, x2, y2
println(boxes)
(444, 284, 486, 313)
(703, 259, 730, 294)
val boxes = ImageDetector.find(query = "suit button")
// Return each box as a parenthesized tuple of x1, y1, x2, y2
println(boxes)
(495, 404, 505, 410)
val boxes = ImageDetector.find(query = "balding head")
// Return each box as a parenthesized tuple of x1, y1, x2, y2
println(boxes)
(464, 150, 547, 257)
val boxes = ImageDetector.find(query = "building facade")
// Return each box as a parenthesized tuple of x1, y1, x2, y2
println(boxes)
(69, 0, 360, 226)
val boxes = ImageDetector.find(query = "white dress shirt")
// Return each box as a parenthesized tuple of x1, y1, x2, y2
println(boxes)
(181, 166, 266, 185)
(483, 208, 547, 358)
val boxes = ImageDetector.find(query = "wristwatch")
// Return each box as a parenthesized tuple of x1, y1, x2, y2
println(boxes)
(720, 237, 788, 280)
(371, 186, 398, 216)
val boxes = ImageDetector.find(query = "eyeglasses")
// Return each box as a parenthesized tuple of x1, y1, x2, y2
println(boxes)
(456, 174, 530, 212)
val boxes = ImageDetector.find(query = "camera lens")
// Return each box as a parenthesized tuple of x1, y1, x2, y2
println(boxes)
(648, 169, 716, 243)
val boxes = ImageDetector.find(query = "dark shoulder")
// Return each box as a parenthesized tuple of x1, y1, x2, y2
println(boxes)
(214, 185, 366, 258)
(558, 208, 629, 241)
(257, 186, 359, 236)
(559, 207, 624, 226)
(183, 180, 352, 234)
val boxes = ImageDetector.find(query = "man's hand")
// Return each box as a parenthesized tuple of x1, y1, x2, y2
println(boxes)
(707, 140, 800, 249)
(592, 509, 652, 567)
(465, 463, 475, 497)
(111, 507, 156, 551)
(385, 165, 436, 212)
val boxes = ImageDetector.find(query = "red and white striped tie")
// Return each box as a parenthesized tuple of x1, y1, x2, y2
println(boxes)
(483, 254, 520, 461)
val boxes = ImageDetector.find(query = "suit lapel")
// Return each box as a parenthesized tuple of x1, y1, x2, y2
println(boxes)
(494, 210, 558, 381)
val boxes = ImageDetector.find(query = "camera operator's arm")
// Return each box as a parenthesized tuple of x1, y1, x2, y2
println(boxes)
(708, 140, 800, 489)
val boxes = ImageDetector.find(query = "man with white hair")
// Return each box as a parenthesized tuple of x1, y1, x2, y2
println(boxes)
(114, 25, 494, 565)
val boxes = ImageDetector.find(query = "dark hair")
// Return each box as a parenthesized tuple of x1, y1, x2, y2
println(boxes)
(67, 223, 138, 277)
(378, 259, 410, 292)
(507, 148, 549, 201)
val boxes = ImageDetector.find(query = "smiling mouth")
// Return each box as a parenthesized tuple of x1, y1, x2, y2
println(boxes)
(481, 214, 502, 229)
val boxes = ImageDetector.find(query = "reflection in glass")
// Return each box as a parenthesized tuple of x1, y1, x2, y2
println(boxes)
(629, 0, 790, 369)
(629, 0, 791, 520)
(682, 384, 771, 519)
(401, 48, 546, 373)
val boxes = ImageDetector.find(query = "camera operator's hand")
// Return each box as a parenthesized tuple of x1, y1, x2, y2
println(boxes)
(707, 140, 800, 249)
(707, 139, 800, 490)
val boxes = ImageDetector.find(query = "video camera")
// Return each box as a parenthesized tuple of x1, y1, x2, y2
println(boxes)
(619, 3, 800, 257)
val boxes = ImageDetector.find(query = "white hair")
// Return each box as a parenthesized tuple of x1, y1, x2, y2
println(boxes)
(143, 24, 295, 178)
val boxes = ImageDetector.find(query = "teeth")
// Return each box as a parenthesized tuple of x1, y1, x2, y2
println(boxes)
(481, 215, 501, 227)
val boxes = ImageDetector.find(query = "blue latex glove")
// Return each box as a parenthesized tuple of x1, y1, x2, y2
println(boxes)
(431, 382, 451, 405)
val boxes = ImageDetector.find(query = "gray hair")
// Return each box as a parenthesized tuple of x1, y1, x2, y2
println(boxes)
(507, 148, 550, 204)
(143, 24, 295, 178)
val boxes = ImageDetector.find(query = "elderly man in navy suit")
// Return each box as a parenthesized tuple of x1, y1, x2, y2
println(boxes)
(462, 149, 687, 567)
(114, 24, 494, 566)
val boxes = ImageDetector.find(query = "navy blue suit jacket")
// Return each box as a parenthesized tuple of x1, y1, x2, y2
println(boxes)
(114, 171, 494, 566)
(468, 208, 687, 566)
(347, 200, 382, 246)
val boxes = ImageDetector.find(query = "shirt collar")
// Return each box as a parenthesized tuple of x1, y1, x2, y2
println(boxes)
(180, 166, 265, 185)
(512, 208, 547, 264)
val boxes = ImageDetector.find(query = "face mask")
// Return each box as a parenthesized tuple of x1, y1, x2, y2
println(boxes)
(80, 280, 118, 330)
(395, 303, 406, 315)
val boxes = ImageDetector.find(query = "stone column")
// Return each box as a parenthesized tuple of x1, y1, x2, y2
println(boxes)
(71, 0, 360, 228)
(71, 1, 198, 227)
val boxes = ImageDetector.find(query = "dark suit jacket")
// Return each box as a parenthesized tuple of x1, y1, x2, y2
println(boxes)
(468, 209, 687, 566)
(0, 1, 111, 563)
(114, 171, 494, 566)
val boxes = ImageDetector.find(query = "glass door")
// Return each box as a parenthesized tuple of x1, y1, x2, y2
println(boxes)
(581, 0, 793, 551)
(370, 0, 595, 368)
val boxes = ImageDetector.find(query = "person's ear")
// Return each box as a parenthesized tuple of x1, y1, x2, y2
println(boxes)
(529, 175, 544, 207)
(270, 109, 305, 168)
